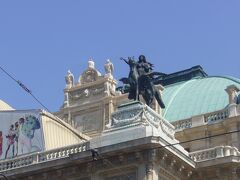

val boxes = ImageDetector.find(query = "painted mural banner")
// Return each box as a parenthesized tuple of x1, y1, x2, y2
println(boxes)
(0, 110, 43, 160)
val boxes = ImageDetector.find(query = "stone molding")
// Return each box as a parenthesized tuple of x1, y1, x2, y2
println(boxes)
(0, 142, 89, 173)
(105, 102, 175, 139)
(190, 145, 240, 162)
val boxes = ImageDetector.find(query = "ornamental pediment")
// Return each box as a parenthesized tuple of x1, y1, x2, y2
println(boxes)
(79, 60, 102, 85)
(80, 68, 100, 84)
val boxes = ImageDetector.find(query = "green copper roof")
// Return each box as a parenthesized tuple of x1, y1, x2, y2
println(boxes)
(162, 76, 240, 122)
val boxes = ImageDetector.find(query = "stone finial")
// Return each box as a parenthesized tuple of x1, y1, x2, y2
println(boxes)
(88, 58, 95, 69)
(65, 70, 74, 88)
(104, 59, 114, 78)
(225, 85, 240, 104)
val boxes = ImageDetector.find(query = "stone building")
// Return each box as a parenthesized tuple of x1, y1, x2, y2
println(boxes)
(0, 59, 240, 180)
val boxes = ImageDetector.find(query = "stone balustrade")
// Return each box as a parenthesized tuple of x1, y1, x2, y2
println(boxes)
(0, 142, 89, 172)
(172, 106, 234, 131)
(172, 119, 192, 131)
(204, 109, 229, 123)
(189, 146, 240, 162)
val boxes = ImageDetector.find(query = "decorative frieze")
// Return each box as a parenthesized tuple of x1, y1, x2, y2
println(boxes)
(107, 101, 175, 139)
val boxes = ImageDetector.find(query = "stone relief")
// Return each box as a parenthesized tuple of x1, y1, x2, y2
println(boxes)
(104, 81, 116, 96)
(108, 102, 175, 139)
(74, 110, 102, 133)
(80, 69, 99, 84)
(79, 59, 102, 85)
(69, 85, 105, 101)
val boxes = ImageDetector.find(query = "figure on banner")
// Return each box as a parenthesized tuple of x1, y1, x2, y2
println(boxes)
(18, 115, 41, 154)
(14, 122, 20, 156)
(5, 124, 15, 159)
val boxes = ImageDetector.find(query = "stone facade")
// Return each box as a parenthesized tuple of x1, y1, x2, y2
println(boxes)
(1, 60, 240, 179)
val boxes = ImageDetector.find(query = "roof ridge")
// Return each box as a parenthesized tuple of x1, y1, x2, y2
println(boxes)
(206, 76, 240, 84)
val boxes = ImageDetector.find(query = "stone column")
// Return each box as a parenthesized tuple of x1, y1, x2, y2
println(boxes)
(228, 103, 237, 117)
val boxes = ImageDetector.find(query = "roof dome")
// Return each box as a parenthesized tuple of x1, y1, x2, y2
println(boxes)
(0, 99, 14, 111)
(162, 76, 240, 122)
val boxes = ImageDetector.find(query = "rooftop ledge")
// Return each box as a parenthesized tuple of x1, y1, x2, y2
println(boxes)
(172, 104, 240, 131)
(189, 145, 240, 168)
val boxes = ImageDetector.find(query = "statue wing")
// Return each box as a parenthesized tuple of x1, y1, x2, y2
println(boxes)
(119, 77, 129, 84)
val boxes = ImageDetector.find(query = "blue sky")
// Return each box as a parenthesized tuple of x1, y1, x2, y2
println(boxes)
(0, 1, 240, 112)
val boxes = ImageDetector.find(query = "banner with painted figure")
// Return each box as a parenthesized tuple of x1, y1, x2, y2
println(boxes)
(0, 110, 44, 160)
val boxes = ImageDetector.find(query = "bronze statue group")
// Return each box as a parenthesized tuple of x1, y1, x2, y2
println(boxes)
(120, 55, 165, 109)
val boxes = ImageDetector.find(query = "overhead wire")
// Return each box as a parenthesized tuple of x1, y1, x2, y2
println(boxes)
(0, 65, 90, 142)
(0, 65, 50, 112)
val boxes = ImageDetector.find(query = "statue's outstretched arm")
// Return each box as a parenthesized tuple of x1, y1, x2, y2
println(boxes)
(120, 57, 129, 65)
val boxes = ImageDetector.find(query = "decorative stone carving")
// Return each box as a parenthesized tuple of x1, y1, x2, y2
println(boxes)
(179, 165, 185, 172)
(88, 59, 95, 69)
(170, 160, 176, 168)
(187, 171, 193, 177)
(135, 152, 143, 162)
(108, 102, 175, 139)
(161, 153, 168, 161)
(65, 70, 74, 88)
(104, 59, 114, 78)
(84, 89, 90, 97)
(146, 163, 154, 174)
(79, 59, 101, 84)
(104, 81, 116, 96)
(69, 85, 105, 102)
(74, 110, 102, 133)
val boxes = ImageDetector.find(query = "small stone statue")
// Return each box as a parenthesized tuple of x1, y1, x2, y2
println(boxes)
(65, 70, 74, 88)
(88, 59, 95, 69)
(104, 59, 114, 78)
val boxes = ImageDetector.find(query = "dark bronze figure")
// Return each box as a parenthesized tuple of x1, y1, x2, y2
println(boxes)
(120, 55, 165, 109)
(237, 93, 240, 105)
